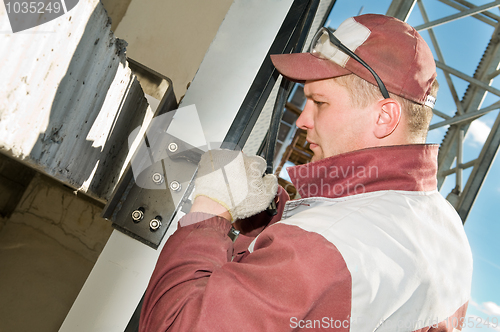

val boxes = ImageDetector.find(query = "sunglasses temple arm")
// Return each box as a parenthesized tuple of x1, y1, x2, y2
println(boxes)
(330, 33, 390, 99)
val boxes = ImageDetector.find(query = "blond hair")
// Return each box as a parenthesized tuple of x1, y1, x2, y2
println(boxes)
(334, 74, 438, 142)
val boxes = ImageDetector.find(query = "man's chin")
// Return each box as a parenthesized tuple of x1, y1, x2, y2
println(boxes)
(310, 154, 322, 163)
(309, 143, 322, 162)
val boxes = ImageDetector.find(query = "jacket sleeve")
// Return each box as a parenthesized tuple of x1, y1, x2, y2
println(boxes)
(138, 212, 352, 332)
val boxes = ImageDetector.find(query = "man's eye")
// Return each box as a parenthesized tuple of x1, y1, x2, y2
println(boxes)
(314, 100, 325, 106)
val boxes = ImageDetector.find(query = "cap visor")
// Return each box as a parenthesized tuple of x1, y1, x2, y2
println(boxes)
(270, 53, 351, 82)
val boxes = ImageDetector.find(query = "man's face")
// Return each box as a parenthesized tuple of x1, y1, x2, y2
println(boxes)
(296, 78, 373, 162)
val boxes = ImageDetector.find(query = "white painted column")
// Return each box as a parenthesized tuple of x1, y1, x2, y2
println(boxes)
(59, 1, 294, 331)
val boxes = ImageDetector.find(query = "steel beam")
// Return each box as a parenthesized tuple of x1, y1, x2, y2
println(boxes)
(434, 12, 500, 223)
(457, 111, 500, 221)
(429, 101, 500, 129)
(433, 109, 452, 120)
(386, 0, 417, 21)
(414, 0, 500, 31)
(437, 23, 500, 194)
(435, 60, 500, 97)
(438, 0, 500, 26)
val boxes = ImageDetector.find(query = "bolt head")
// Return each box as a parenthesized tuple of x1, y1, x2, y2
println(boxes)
(168, 142, 178, 152)
(149, 218, 162, 231)
(131, 209, 144, 222)
(152, 172, 164, 185)
(169, 180, 181, 191)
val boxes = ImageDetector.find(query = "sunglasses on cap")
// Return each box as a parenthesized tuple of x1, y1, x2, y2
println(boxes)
(309, 27, 390, 100)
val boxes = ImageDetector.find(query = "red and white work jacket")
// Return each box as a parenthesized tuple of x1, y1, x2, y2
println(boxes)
(139, 144, 473, 332)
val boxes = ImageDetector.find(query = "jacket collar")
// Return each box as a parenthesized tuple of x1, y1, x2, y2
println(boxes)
(287, 144, 438, 199)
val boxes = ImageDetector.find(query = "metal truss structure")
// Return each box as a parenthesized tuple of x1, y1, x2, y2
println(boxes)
(387, 0, 500, 223)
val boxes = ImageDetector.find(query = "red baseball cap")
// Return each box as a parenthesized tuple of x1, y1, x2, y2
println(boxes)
(271, 14, 437, 107)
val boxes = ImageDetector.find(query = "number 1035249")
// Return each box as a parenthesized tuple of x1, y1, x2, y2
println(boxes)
(5, 2, 62, 14)
(451, 316, 499, 329)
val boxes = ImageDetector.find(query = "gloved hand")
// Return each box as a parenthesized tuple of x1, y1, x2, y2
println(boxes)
(193, 149, 278, 221)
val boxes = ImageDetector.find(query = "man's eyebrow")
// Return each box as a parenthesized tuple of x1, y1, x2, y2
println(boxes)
(305, 92, 328, 99)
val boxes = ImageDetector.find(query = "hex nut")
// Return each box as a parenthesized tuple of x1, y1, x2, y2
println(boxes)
(169, 180, 181, 191)
(131, 208, 145, 223)
(152, 172, 164, 185)
(149, 216, 162, 231)
(168, 142, 178, 152)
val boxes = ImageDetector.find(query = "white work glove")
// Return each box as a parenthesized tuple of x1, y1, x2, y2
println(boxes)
(193, 149, 278, 221)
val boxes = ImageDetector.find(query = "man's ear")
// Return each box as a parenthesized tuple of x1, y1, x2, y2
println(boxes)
(373, 98, 401, 139)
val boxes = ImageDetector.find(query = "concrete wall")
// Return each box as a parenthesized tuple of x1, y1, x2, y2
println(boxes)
(0, 172, 113, 331)
(111, 0, 234, 100)
(100, 0, 133, 32)
(8, 173, 113, 262)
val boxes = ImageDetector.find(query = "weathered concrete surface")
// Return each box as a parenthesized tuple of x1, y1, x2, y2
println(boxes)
(0, 214, 6, 234)
(0, 0, 149, 202)
(100, 0, 133, 32)
(0, 153, 35, 218)
(113, 0, 233, 101)
(8, 173, 113, 261)
(0, 172, 113, 331)
(0, 223, 97, 332)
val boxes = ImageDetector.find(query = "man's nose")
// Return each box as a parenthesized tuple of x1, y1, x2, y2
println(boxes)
(295, 100, 314, 130)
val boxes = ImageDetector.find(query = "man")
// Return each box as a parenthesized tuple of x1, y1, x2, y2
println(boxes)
(140, 14, 472, 331)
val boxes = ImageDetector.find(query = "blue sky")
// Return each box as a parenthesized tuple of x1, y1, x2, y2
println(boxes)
(326, 0, 500, 330)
